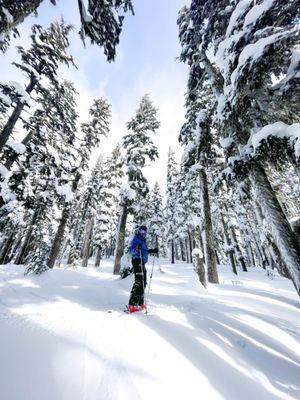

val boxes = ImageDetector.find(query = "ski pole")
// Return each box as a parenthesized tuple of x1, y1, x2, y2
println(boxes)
(139, 248, 146, 304)
(145, 255, 156, 314)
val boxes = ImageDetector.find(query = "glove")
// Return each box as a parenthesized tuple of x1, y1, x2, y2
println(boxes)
(148, 248, 158, 255)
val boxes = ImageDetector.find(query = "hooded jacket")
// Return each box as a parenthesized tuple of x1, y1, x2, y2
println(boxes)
(130, 233, 149, 264)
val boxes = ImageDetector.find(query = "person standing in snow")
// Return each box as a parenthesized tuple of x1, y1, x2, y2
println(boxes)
(128, 226, 158, 313)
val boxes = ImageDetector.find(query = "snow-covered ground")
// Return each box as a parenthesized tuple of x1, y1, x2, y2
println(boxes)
(0, 259, 299, 400)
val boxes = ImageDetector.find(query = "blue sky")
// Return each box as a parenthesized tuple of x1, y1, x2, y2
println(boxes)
(2, 0, 190, 191)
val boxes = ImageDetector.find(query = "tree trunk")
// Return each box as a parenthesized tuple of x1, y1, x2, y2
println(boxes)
(0, 77, 37, 151)
(192, 250, 206, 288)
(215, 250, 220, 265)
(0, 232, 14, 264)
(58, 238, 69, 267)
(15, 207, 40, 264)
(247, 245, 256, 268)
(95, 247, 102, 267)
(230, 226, 248, 272)
(171, 239, 175, 264)
(179, 240, 186, 261)
(48, 173, 81, 268)
(8, 234, 22, 263)
(220, 212, 238, 275)
(82, 217, 94, 268)
(199, 169, 219, 283)
(113, 203, 128, 275)
(47, 208, 70, 269)
(244, 209, 268, 268)
(250, 162, 300, 296)
(199, 230, 206, 264)
(188, 230, 193, 262)
(223, 204, 248, 272)
(175, 242, 180, 261)
(185, 238, 190, 263)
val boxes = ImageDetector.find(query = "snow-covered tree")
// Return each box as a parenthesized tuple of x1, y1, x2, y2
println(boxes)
(179, 0, 300, 295)
(0, 79, 78, 270)
(147, 182, 165, 254)
(0, 20, 74, 152)
(178, 8, 219, 283)
(0, 0, 134, 60)
(113, 94, 160, 274)
(103, 144, 124, 257)
(51, 98, 111, 269)
(165, 147, 179, 264)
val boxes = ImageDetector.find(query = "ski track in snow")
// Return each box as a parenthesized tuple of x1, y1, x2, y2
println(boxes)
(0, 259, 299, 400)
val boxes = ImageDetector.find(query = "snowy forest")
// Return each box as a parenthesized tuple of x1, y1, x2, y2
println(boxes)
(0, 1, 300, 400)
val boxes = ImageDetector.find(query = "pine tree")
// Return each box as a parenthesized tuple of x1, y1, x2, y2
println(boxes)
(178, 7, 220, 282)
(78, 0, 134, 61)
(165, 148, 179, 264)
(0, 20, 74, 151)
(49, 98, 111, 269)
(0, 0, 134, 60)
(113, 94, 160, 274)
(180, 0, 300, 295)
(147, 182, 165, 254)
(0, 79, 78, 269)
(105, 144, 124, 257)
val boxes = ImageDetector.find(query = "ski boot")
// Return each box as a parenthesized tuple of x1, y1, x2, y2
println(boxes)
(127, 305, 140, 313)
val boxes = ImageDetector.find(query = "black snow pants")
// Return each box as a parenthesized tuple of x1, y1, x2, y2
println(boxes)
(128, 258, 147, 306)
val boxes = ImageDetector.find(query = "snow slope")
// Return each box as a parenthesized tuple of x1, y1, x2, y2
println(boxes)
(0, 259, 299, 400)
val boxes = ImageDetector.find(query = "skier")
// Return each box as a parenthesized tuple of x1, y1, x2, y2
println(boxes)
(127, 226, 158, 313)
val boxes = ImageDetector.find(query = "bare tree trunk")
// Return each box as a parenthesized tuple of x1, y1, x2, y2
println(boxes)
(230, 226, 248, 272)
(0, 232, 14, 264)
(47, 208, 70, 268)
(95, 246, 102, 267)
(220, 211, 238, 275)
(250, 162, 300, 296)
(244, 209, 268, 268)
(15, 207, 40, 265)
(179, 240, 186, 261)
(58, 238, 69, 267)
(247, 245, 256, 268)
(82, 217, 94, 268)
(188, 230, 193, 261)
(185, 238, 190, 263)
(199, 169, 219, 283)
(198, 230, 206, 264)
(113, 204, 128, 275)
(223, 204, 248, 272)
(193, 250, 206, 288)
(254, 200, 290, 277)
(7, 233, 22, 263)
(175, 242, 180, 261)
(215, 250, 220, 265)
(171, 239, 175, 264)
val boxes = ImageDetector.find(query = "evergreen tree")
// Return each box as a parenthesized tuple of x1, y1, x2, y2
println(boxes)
(50, 98, 111, 269)
(105, 144, 124, 257)
(0, 20, 74, 151)
(113, 94, 160, 274)
(179, 0, 300, 294)
(147, 182, 165, 254)
(0, 0, 134, 60)
(165, 148, 179, 264)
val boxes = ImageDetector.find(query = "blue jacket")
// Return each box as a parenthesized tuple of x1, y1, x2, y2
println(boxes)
(130, 233, 149, 264)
